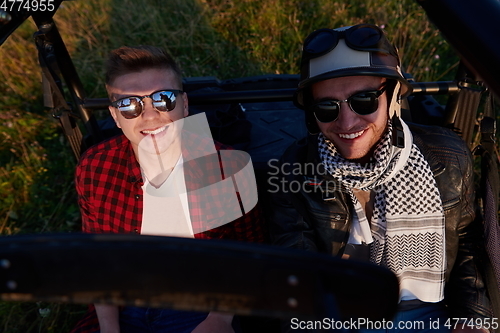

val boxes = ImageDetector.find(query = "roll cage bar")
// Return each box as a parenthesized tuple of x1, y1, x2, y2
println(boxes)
(0, 0, 499, 326)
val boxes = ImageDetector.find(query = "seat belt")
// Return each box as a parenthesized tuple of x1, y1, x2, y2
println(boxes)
(474, 93, 500, 322)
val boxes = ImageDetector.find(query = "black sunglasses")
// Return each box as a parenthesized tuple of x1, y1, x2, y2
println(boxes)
(310, 85, 388, 123)
(110, 89, 183, 119)
(303, 24, 398, 60)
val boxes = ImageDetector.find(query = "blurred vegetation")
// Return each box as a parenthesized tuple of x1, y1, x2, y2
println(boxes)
(0, 0, 477, 330)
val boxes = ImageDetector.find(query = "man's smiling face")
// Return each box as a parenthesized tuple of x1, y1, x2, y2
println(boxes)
(312, 75, 388, 163)
(107, 68, 188, 158)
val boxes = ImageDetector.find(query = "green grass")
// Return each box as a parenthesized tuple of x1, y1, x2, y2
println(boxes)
(0, 0, 475, 331)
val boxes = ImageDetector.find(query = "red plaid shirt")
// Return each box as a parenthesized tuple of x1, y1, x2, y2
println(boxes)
(75, 133, 265, 242)
(73, 133, 265, 333)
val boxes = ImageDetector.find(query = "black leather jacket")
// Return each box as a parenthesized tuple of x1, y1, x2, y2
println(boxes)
(269, 123, 492, 318)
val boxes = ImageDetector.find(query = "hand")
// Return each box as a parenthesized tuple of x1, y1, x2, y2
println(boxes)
(191, 312, 234, 333)
(95, 304, 120, 333)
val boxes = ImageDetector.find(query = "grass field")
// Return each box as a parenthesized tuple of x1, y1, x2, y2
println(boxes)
(0, 0, 470, 331)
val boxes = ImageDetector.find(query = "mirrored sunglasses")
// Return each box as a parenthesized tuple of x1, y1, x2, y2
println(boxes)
(110, 89, 183, 119)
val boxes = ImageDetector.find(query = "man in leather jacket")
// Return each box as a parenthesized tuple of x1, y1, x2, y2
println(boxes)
(269, 24, 493, 332)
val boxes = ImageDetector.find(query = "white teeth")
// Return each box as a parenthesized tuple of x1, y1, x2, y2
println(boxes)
(142, 125, 167, 135)
(339, 130, 364, 139)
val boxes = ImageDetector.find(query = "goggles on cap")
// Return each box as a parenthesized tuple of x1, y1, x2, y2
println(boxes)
(110, 89, 183, 119)
(309, 84, 387, 123)
(303, 24, 398, 60)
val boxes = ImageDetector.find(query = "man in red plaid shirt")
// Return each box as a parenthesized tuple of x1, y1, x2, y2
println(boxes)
(74, 45, 265, 333)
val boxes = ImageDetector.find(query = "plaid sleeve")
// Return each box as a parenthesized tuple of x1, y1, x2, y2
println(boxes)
(75, 135, 143, 234)
(69, 305, 99, 333)
(75, 154, 101, 234)
(225, 203, 266, 243)
(191, 142, 266, 243)
(220, 147, 266, 243)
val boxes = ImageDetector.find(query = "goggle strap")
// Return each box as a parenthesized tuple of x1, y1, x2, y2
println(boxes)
(391, 115, 405, 148)
(388, 81, 401, 118)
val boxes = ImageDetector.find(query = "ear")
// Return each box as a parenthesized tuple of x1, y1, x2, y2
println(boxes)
(182, 92, 189, 117)
(109, 106, 122, 128)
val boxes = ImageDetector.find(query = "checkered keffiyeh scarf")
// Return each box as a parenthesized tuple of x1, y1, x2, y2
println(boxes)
(318, 121, 446, 302)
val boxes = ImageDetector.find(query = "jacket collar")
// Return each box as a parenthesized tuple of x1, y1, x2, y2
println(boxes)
(411, 128, 446, 177)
